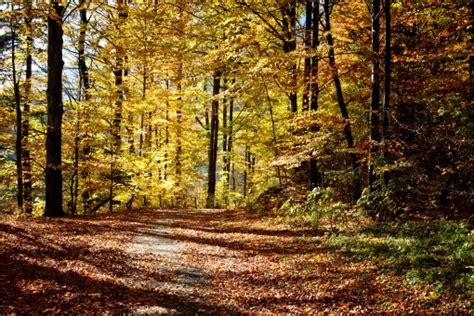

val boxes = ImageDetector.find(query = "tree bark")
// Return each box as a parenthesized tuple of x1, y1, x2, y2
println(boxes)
(222, 80, 229, 206)
(78, 0, 92, 212)
(382, 0, 391, 185)
(207, 70, 221, 208)
(311, 0, 320, 111)
(175, 63, 183, 207)
(10, 9, 23, 213)
(226, 86, 234, 188)
(369, 0, 382, 188)
(112, 0, 128, 153)
(23, 0, 33, 215)
(323, 0, 361, 199)
(281, 0, 297, 113)
(302, 0, 313, 111)
(44, 1, 65, 217)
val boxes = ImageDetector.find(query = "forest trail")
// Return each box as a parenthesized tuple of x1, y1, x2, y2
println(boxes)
(0, 209, 466, 314)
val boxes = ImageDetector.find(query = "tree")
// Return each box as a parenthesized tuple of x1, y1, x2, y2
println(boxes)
(207, 70, 221, 208)
(44, 1, 65, 217)
(323, 0, 360, 199)
(10, 4, 23, 213)
(22, 0, 33, 215)
(368, 0, 381, 189)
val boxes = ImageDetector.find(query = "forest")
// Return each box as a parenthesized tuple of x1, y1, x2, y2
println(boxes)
(0, 0, 472, 313)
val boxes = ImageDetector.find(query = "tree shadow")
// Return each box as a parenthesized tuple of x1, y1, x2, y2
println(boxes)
(0, 217, 237, 314)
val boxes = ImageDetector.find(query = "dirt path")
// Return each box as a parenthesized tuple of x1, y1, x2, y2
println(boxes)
(126, 219, 207, 314)
(0, 209, 467, 314)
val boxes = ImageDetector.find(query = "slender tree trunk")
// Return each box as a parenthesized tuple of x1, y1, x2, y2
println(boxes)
(175, 63, 183, 207)
(323, 0, 361, 200)
(139, 112, 144, 156)
(174, 1, 185, 207)
(44, 1, 65, 217)
(382, 0, 391, 185)
(23, 1, 33, 215)
(164, 80, 170, 181)
(10, 10, 23, 213)
(302, 0, 312, 111)
(71, 127, 79, 214)
(78, 0, 92, 212)
(109, 0, 128, 208)
(222, 80, 229, 206)
(112, 0, 127, 153)
(470, 56, 474, 106)
(310, 0, 320, 111)
(226, 86, 234, 189)
(281, 0, 297, 113)
(243, 146, 249, 198)
(369, 0, 382, 188)
(207, 70, 221, 208)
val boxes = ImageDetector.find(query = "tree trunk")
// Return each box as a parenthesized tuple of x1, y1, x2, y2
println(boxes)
(175, 63, 183, 207)
(23, 0, 33, 215)
(44, 1, 65, 217)
(302, 0, 312, 111)
(323, 0, 361, 200)
(79, 0, 92, 212)
(369, 0, 382, 188)
(112, 0, 128, 153)
(382, 0, 391, 185)
(226, 86, 234, 189)
(243, 146, 249, 198)
(207, 70, 221, 208)
(311, 0, 320, 111)
(281, 0, 297, 113)
(222, 80, 228, 206)
(10, 10, 23, 213)
(164, 80, 170, 181)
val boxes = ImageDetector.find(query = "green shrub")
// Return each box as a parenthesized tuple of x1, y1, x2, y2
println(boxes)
(282, 187, 349, 231)
(324, 220, 473, 295)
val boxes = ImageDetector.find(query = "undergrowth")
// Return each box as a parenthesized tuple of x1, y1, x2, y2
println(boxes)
(279, 187, 472, 303)
(324, 220, 473, 299)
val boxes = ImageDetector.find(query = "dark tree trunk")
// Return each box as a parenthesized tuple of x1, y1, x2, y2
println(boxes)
(175, 1, 185, 207)
(226, 89, 234, 188)
(302, 0, 313, 111)
(164, 80, 170, 181)
(222, 80, 229, 205)
(207, 70, 221, 208)
(382, 0, 391, 185)
(243, 146, 250, 198)
(369, 0, 382, 188)
(113, 62, 124, 152)
(281, 0, 297, 113)
(323, 0, 361, 200)
(23, 1, 33, 215)
(175, 63, 183, 207)
(112, 0, 128, 153)
(44, 1, 65, 217)
(78, 0, 92, 212)
(311, 0, 320, 111)
(10, 11, 23, 213)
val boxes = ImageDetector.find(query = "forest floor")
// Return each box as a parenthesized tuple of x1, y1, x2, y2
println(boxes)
(0, 209, 470, 314)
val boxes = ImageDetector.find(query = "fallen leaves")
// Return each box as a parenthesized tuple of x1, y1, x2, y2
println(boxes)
(0, 209, 469, 314)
